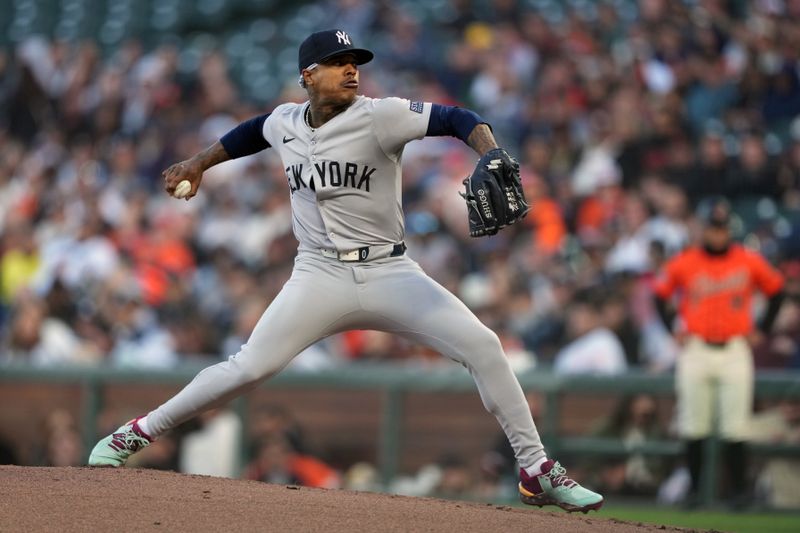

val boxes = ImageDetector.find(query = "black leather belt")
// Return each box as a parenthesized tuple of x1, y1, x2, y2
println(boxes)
(703, 339, 729, 348)
(392, 242, 407, 256)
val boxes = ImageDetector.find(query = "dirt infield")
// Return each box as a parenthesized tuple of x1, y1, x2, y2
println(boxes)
(0, 466, 693, 532)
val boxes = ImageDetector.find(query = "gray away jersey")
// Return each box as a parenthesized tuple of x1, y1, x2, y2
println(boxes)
(262, 95, 432, 252)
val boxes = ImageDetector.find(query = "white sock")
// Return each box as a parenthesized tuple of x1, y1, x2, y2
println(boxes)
(136, 415, 155, 439)
(525, 456, 550, 477)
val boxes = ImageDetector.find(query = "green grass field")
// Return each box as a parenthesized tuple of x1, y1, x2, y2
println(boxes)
(593, 505, 800, 533)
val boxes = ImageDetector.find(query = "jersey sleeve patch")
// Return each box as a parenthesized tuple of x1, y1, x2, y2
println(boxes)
(409, 101, 424, 114)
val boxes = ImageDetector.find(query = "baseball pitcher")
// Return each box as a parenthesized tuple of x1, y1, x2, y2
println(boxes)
(88, 29, 602, 512)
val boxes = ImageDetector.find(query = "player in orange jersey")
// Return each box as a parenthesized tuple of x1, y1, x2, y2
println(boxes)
(653, 198, 785, 508)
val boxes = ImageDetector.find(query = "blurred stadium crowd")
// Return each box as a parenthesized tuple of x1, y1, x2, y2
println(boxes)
(3, 0, 800, 508)
(2, 0, 799, 372)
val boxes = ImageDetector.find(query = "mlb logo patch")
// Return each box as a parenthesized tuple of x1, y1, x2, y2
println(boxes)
(409, 101, 424, 113)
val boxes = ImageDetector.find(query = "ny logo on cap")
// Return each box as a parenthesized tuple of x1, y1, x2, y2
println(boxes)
(335, 30, 351, 45)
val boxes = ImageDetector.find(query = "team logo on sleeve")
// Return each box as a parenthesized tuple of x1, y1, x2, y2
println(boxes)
(409, 101, 424, 113)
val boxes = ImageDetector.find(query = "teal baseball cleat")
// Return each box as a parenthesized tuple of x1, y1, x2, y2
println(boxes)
(518, 460, 604, 513)
(88, 417, 152, 467)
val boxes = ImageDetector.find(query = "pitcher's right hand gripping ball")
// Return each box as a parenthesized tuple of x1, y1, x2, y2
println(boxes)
(461, 148, 530, 237)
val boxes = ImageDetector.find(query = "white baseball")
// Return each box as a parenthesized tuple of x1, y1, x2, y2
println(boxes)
(173, 180, 192, 199)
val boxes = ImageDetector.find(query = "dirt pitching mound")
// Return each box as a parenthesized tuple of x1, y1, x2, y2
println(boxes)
(0, 466, 692, 532)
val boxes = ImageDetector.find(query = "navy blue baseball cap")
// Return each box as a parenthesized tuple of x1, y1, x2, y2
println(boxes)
(698, 197, 733, 228)
(298, 29, 374, 72)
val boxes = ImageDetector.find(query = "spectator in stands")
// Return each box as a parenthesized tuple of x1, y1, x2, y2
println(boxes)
(685, 57, 738, 135)
(244, 433, 340, 489)
(776, 143, 800, 211)
(2, 292, 98, 365)
(587, 394, 668, 497)
(342, 461, 381, 492)
(519, 173, 566, 256)
(0, 220, 40, 306)
(639, 178, 690, 256)
(104, 279, 178, 368)
(728, 132, 781, 200)
(519, 269, 574, 362)
(433, 453, 473, 499)
(605, 193, 656, 275)
(754, 294, 800, 369)
(404, 211, 463, 290)
(688, 129, 733, 202)
(600, 284, 642, 368)
(178, 408, 241, 478)
(390, 452, 478, 499)
(553, 289, 628, 375)
(249, 405, 307, 455)
(749, 400, 800, 509)
(36, 409, 83, 467)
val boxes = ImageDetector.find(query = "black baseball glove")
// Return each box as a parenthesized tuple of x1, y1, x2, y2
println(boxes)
(461, 148, 530, 237)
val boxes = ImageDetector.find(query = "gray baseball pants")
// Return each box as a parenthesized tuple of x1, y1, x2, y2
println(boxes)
(145, 250, 546, 470)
